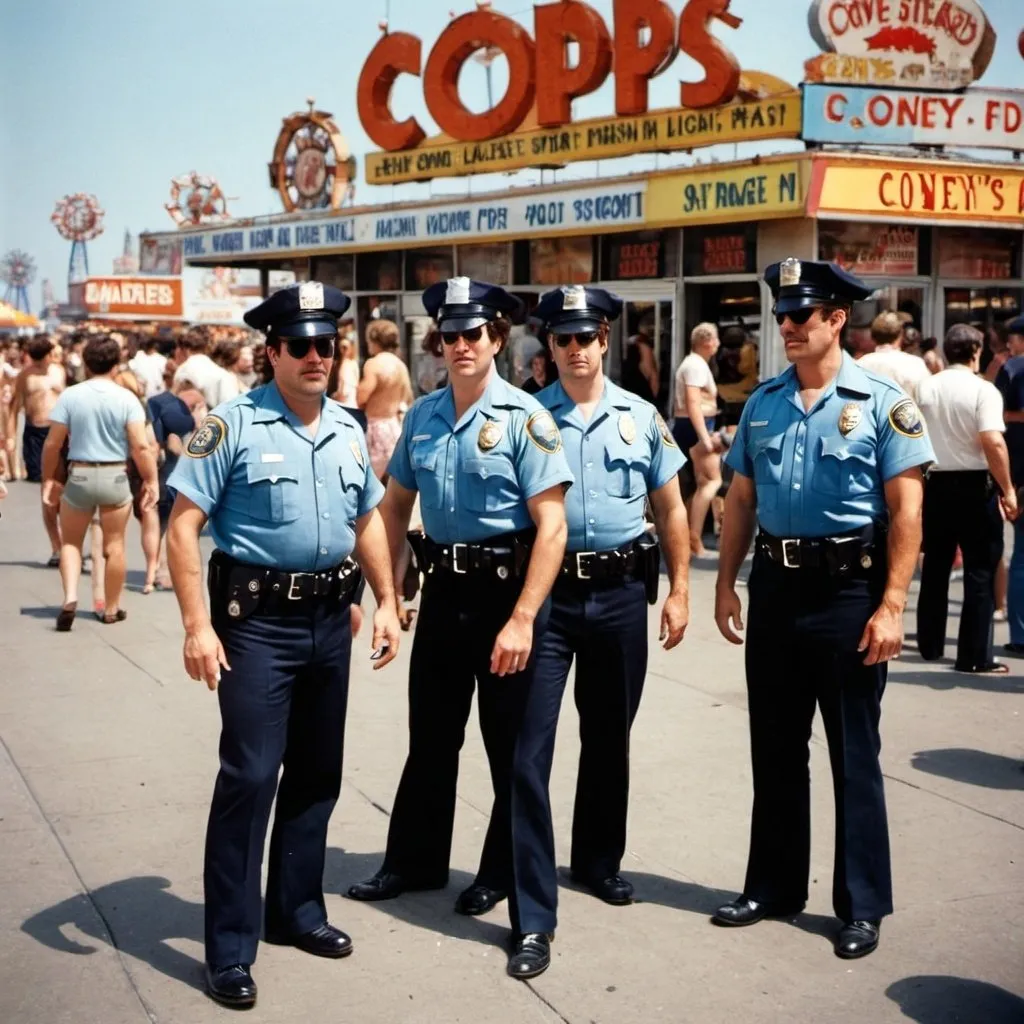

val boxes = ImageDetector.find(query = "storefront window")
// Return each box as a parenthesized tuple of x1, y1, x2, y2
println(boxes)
(600, 230, 667, 280)
(405, 247, 454, 290)
(818, 222, 925, 276)
(311, 255, 354, 291)
(937, 229, 1021, 280)
(356, 295, 401, 358)
(683, 224, 756, 277)
(528, 237, 594, 285)
(457, 243, 512, 284)
(356, 252, 401, 291)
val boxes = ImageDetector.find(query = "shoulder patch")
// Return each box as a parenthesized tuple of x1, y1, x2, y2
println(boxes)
(525, 410, 563, 454)
(888, 397, 925, 439)
(186, 415, 227, 458)
(655, 412, 677, 447)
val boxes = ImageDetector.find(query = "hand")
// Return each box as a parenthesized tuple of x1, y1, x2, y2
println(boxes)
(702, 436, 720, 455)
(369, 602, 401, 670)
(999, 490, 1020, 522)
(490, 611, 534, 677)
(714, 585, 745, 644)
(139, 481, 159, 513)
(858, 599, 903, 665)
(659, 590, 689, 650)
(41, 479, 63, 508)
(183, 623, 231, 690)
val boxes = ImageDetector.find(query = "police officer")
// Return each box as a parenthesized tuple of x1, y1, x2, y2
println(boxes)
(346, 277, 573, 980)
(464, 285, 689, 930)
(166, 282, 401, 1009)
(712, 260, 935, 959)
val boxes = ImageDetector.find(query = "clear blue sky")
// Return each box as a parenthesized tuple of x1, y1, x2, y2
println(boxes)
(2, 0, 1022, 306)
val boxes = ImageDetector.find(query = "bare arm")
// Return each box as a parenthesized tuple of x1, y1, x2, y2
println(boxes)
(649, 477, 691, 649)
(378, 478, 418, 580)
(685, 385, 714, 450)
(858, 468, 924, 665)
(352, 506, 400, 669)
(356, 359, 379, 409)
(167, 496, 230, 689)
(40, 422, 68, 507)
(639, 342, 659, 398)
(6, 372, 24, 442)
(714, 472, 758, 643)
(491, 485, 567, 676)
(126, 421, 159, 509)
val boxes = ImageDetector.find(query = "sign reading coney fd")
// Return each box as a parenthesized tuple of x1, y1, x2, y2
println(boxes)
(806, 0, 996, 90)
(358, 0, 800, 184)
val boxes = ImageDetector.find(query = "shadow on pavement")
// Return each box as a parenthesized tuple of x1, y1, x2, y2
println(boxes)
(910, 748, 1024, 791)
(887, 975, 1024, 1023)
(323, 848, 511, 951)
(0, 559, 56, 570)
(21, 875, 204, 992)
(19, 605, 62, 620)
(887, 668, 1024, 695)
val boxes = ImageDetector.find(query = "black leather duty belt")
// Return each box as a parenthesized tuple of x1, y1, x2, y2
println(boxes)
(209, 551, 361, 619)
(756, 530, 881, 574)
(560, 543, 640, 582)
(411, 531, 532, 581)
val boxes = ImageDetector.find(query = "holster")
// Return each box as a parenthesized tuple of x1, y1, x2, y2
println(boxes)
(635, 531, 661, 606)
(207, 558, 263, 621)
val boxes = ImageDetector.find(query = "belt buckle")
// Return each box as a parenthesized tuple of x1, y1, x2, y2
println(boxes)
(781, 539, 800, 569)
(576, 552, 594, 580)
(286, 572, 304, 600)
(451, 543, 468, 575)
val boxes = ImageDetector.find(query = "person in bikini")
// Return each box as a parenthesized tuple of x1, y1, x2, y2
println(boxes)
(358, 320, 413, 481)
(6, 336, 66, 564)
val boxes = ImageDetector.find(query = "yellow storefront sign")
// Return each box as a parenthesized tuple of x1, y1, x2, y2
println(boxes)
(364, 95, 802, 186)
(646, 160, 807, 227)
(815, 163, 1024, 223)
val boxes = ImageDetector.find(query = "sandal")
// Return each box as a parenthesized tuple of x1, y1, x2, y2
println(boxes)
(56, 603, 77, 632)
(142, 581, 155, 595)
(954, 662, 1009, 675)
(99, 609, 128, 624)
(46, 554, 61, 568)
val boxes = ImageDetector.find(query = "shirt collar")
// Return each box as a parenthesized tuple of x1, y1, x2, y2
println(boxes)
(763, 352, 872, 399)
(251, 381, 292, 424)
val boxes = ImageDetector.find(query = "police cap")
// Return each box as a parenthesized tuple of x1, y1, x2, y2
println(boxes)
(243, 281, 352, 339)
(1005, 314, 1024, 336)
(423, 277, 523, 332)
(534, 285, 623, 335)
(764, 258, 874, 315)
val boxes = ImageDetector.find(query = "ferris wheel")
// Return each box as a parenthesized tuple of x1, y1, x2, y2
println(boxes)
(165, 171, 233, 227)
(51, 193, 105, 292)
(0, 249, 37, 314)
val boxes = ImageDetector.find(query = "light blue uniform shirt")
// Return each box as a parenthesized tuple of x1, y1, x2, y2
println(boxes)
(388, 371, 574, 544)
(49, 378, 144, 462)
(725, 352, 935, 538)
(538, 379, 685, 551)
(168, 382, 384, 571)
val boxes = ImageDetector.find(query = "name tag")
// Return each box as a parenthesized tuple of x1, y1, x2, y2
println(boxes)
(261, 453, 284, 463)
(750, 421, 769, 428)
(411, 434, 432, 442)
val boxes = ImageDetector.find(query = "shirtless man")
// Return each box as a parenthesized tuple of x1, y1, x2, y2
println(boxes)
(6, 336, 66, 563)
(357, 319, 413, 480)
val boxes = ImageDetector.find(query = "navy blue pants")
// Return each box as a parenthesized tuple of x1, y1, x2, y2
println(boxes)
(743, 553, 892, 923)
(381, 570, 549, 935)
(205, 596, 353, 968)
(474, 576, 649, 934)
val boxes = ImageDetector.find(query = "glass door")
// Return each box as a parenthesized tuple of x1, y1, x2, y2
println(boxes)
(610, 295, 674, 416)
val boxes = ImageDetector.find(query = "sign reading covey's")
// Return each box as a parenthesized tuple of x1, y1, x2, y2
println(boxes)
(358, 0, 800, 185)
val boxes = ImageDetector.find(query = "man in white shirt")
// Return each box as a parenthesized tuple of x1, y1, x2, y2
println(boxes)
(129, 336, 167, 399)
(915, 324, 1019, 674)
(858, 312, 929, 400)
(173, 330, 239, 410)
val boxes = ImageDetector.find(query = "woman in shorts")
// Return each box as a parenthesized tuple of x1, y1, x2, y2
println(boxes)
(41, 335, 159, 631)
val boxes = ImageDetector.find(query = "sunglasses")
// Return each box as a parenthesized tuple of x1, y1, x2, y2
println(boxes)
(284, 337, 335, 360)
(441, 326, 485, 345)
(554, 331, 601, 348)
(774, 307, 821, 327)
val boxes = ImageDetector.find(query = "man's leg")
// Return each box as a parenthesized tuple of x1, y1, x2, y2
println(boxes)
(954, 479, 1004, 670)
(1008, 515, 1024, 647)
(917, 476, 958, 661)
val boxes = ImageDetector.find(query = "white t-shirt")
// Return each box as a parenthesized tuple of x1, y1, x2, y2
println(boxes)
(173, 353, 239, 410)
(858, 347, 930, 401)
(675, 353, 717, 415)
(916, 365, 1005, 472)
(129, 350, 167, 398)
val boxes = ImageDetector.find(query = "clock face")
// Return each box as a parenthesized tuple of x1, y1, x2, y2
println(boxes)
(294, 147, 328, 199)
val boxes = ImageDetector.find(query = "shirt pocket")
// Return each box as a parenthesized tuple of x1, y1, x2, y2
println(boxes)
(751, 432, 785, 512)
(246, 460, 301, 523)
(461, 457, 520, 513)
(410, 447, 444, 509)
(603, 440, 648, 499)
(814, 437, 877, 497)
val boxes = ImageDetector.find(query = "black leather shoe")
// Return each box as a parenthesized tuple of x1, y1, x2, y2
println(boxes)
(266, 922, 353, 958)
(345, 870, 445, 902)
(205, 964, 256, 1009)
(835, 920, 880, 959)
(711, 896, 805, 927)
(572, 872, 633, 905)
(507, 932, 552, 980)
(454, 884, 507, 916)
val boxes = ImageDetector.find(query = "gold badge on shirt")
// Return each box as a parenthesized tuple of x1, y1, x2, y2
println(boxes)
(349, 439, 364, 468)
(618, 413, 636, 444)
(838, 402, 862, 437)
(478, 419, 503, 451)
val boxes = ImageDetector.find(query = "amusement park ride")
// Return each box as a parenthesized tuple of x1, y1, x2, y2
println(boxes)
(51, 193, 105, 295)
(0, 250, 36, 314)
(165, 171, 234, 227)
